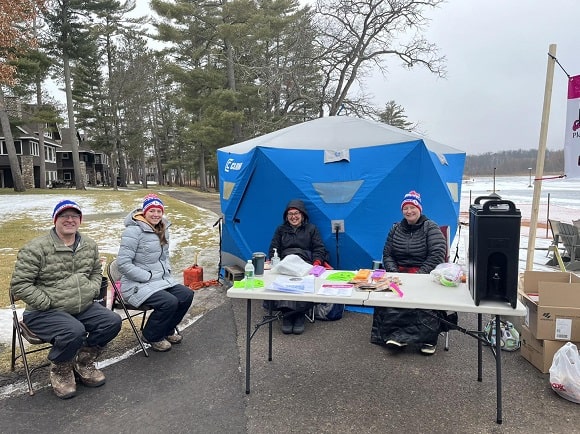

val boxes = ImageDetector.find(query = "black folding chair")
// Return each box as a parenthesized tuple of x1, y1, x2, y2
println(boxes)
(10, 291, 52, 395)
(106, 259, 150, 357)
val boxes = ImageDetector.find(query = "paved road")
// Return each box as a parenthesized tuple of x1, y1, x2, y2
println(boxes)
(163, 189, 222, 216)
(2, 188, 579, 433)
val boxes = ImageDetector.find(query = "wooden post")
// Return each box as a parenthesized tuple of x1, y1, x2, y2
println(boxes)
(526, 44, 557, 271)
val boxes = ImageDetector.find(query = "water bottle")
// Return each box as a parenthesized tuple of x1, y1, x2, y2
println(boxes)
(244, 259, 255, 289)
(271, 248, 280, 268)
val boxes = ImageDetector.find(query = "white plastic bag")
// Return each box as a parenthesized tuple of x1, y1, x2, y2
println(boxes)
(429, 262, 464, 287)
(549, 342, 580, 404)
(271, 254, 313, 276)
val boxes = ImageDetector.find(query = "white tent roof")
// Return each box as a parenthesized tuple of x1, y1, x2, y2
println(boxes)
(219, 116, 464, 155)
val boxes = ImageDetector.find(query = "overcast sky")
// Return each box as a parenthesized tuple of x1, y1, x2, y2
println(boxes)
(134, 0, 579, 156)
(364, 0, 580, 155)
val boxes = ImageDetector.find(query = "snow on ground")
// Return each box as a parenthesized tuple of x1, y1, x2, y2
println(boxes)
(0, 192, 218, 346)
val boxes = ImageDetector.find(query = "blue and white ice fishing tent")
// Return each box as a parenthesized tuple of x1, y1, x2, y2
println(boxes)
(217, 116, 465, 270)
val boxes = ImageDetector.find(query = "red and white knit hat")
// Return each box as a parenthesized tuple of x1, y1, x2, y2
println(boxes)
(142, 194, 164, 214)
(52, 199, 82, 224)
(401, 190, 422, 213)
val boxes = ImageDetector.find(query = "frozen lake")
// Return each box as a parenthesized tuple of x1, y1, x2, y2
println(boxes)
(454, 175, 580, 273)
(460, 175, 580, 224)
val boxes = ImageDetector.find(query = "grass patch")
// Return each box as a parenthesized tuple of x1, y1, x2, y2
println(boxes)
(0, 187, 220, 308)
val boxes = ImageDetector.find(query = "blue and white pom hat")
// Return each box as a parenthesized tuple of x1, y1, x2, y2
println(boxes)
(401, 190, 422, 213)
(52, 199, 82, 224)
(142, 194, 164, 214)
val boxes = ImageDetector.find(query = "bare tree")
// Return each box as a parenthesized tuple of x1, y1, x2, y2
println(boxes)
(313, 0, 446, 116)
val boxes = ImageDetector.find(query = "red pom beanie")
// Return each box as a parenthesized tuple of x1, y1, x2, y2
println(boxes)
(401, 190, 422, 213)
(143, 194, 164, 214)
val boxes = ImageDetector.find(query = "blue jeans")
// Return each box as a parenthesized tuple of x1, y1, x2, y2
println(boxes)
(24, 303, 122, 363)
(142, 284, 194, 342)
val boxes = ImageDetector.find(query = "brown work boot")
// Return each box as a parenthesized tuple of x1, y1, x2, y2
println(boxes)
(166, 333, 183, 344)
(73, 346, 106, 387)
(49, 361, 77, 399)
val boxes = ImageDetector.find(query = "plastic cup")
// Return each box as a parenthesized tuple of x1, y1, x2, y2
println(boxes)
(252, 252, 266, 276)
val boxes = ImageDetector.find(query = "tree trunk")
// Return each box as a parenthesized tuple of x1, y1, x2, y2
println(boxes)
(199, 144, 207, 191)
(0, 91, 26, 191)
(141, 147, 147, 189)
(36, 77, 47, 189)
(225, 39, 241, 142)
(63, 50, 85, 190)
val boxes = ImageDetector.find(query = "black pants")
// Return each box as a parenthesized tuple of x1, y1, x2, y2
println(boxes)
(24, 303, 122, 363)
(370, 307, 442, 346)
(141, 284, 194, 342)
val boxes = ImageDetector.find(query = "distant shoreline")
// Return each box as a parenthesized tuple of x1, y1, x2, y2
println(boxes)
(459, 211, 548, 230)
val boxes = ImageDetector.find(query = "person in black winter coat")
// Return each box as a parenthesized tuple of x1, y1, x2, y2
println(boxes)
(370, 191, 447, 355)
(268, 199, 329, 335)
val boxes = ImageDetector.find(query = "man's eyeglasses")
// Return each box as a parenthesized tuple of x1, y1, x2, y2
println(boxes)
(287, 211, 301, 217)
(58, 213, 81, 220)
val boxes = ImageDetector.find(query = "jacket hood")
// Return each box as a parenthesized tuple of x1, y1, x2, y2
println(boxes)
(283, 199, 309, 222)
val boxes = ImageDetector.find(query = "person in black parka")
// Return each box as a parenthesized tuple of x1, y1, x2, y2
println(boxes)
(370, 191, 447, 355)
(268, 199, 329, 335)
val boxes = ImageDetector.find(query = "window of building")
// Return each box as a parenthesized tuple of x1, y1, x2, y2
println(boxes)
(44, 146, 56, 162)
(31, 142, 39, 156)
(46, 171, 57, 186)
(0, 140, 22, 154)
(63, 172, 72, 181)
(62, 153, 70, 159)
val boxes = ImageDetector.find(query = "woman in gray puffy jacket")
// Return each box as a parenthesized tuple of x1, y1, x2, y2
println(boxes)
(370, 191, 447, 355)
(117, 194, 193, 352)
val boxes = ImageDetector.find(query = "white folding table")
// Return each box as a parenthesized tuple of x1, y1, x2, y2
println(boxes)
(227, 270, 526, 424)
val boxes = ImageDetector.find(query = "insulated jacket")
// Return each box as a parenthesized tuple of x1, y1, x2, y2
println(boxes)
(371, 215, 448, 347)
(268, 199, 328, 264)
(117, 209, 177, 307)
(10, 229, 102, 314)
(382, 215, 446, 274)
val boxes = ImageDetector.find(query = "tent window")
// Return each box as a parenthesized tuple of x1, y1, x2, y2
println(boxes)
(222, 181, 235, 200)
(313, 180, 363, 203)
(447, 182, 459, 202)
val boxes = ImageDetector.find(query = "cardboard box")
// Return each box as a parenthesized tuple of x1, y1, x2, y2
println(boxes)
(519, 271, 580, 341)
(520, 325, 574, 373)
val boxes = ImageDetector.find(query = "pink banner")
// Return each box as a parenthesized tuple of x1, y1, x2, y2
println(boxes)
(565, 75, 580, 178)
(568, 75, 580, 99)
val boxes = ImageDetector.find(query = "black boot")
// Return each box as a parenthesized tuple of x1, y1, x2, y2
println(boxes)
(281, 314, 294, 334)
(293, 313, 306, 334)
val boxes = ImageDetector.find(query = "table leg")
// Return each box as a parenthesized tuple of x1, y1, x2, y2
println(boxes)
(268, 302, 273, 361)
(477, 313, 482, 381)
(245, 299, 251, 394)
(495, 315, 503, 424)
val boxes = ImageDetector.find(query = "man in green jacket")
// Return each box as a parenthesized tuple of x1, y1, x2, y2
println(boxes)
(11, 199, 122, 399)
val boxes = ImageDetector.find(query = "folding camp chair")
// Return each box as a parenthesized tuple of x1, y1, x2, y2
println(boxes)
(557, 222, 580, 271)
(547, 219, 564, 259)
(106, 259, 150, 357)
(10, 291, 53, 395)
